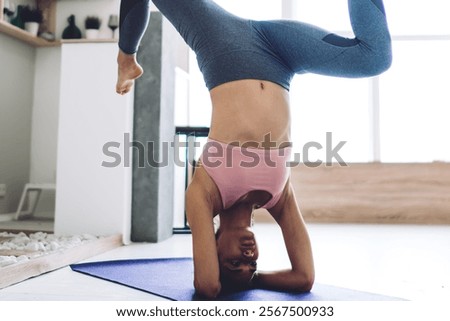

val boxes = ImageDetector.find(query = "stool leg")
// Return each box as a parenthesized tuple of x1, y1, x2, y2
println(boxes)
(15, 185, 29, 220)
(29, 189, 42, 219)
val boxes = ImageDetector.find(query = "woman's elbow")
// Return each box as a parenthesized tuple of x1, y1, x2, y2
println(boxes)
(302, 275, 315, 292)
(194, 280, 222, 299)
(292, 273, 315, 293)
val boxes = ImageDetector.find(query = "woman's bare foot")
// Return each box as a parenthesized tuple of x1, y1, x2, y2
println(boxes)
(116, 50, 144, 95)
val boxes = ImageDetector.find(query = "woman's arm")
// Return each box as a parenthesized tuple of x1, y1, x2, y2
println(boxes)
(185, 178, 221, 299)
(256, 182, 315, 292)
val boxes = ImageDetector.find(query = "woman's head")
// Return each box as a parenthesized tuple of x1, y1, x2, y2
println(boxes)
(216, 226, 259, 290)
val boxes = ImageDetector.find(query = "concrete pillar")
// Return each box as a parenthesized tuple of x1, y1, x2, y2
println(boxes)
(132, 12, 176, 242)
(282, 0, 299, 19)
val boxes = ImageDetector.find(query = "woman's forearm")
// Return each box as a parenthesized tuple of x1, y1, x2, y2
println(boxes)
(185, 180, 222, 299)
(254, 269, 314, 293)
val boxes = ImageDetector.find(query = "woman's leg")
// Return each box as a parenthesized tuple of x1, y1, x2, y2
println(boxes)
(116, 0, 150, 94)
(254, 0, 392, 78)
(117, 0, 392, 93)
(117, 0, 244, 93)
(152, 0, 258, 90)
(151, 0, 245, 58)
(118, 0, 151, 55)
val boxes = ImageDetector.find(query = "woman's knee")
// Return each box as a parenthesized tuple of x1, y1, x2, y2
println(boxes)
(359, 40, 392, 77)
(370, 44, 392, 76)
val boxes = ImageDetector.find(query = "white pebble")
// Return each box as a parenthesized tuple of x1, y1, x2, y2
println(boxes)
(0, 232, 98, 266)
(81, 234, 96, 241)
(50, 242, 60, 251)
(16, 255, 29, 263)
(0, 256, 17, 267)
(30, 232, 47, 241)
(25, 242, 39, 252)
(0, 243, 11, 250)
(37, 242, 46, 251)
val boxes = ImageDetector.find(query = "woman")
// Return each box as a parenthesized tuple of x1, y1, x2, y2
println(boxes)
(116, 0, 392, 299)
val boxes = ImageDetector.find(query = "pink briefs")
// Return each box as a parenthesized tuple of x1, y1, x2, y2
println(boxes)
(200, 139, 292, 210)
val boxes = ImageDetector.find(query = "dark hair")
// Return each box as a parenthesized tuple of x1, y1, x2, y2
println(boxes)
(219, 273, 250, 293)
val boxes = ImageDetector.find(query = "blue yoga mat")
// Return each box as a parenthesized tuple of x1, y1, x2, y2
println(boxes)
(71, 257, 402, 301)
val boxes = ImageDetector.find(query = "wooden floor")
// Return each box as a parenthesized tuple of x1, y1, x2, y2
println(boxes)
(290, 162, 450, 224)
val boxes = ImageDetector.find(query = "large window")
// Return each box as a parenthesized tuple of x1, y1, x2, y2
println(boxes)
(378, 0, 450, 162)
(380, 41, 450, 162)
(180, 0, 450, 163)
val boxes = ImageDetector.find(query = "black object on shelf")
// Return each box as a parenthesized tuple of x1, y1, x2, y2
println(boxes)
(62, 15, 82, 39)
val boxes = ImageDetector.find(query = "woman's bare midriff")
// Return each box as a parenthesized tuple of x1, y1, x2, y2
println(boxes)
(209, 79, 291, 148)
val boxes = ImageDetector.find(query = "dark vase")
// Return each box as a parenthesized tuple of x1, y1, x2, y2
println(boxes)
(62, 15, 82, 39)
(10, 5, 25, 29)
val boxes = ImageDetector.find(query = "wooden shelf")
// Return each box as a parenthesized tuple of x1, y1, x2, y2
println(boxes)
(0, 21, 119, 47)
(0, 0, 59, 46)
(0, 20, 60, 47)
(1, 0, 119, 47)
(61, 38, 118, 44)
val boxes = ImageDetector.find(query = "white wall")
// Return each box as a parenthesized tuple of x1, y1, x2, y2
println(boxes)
(55, 0, 121, 40)
(30, 47, 61, 184)
(55, 43, 133, 242)
(25, 47, 62, 218)
(0, 33, 35, 214)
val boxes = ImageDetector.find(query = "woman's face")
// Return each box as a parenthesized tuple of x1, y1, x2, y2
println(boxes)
(216, 227, 259, 288)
